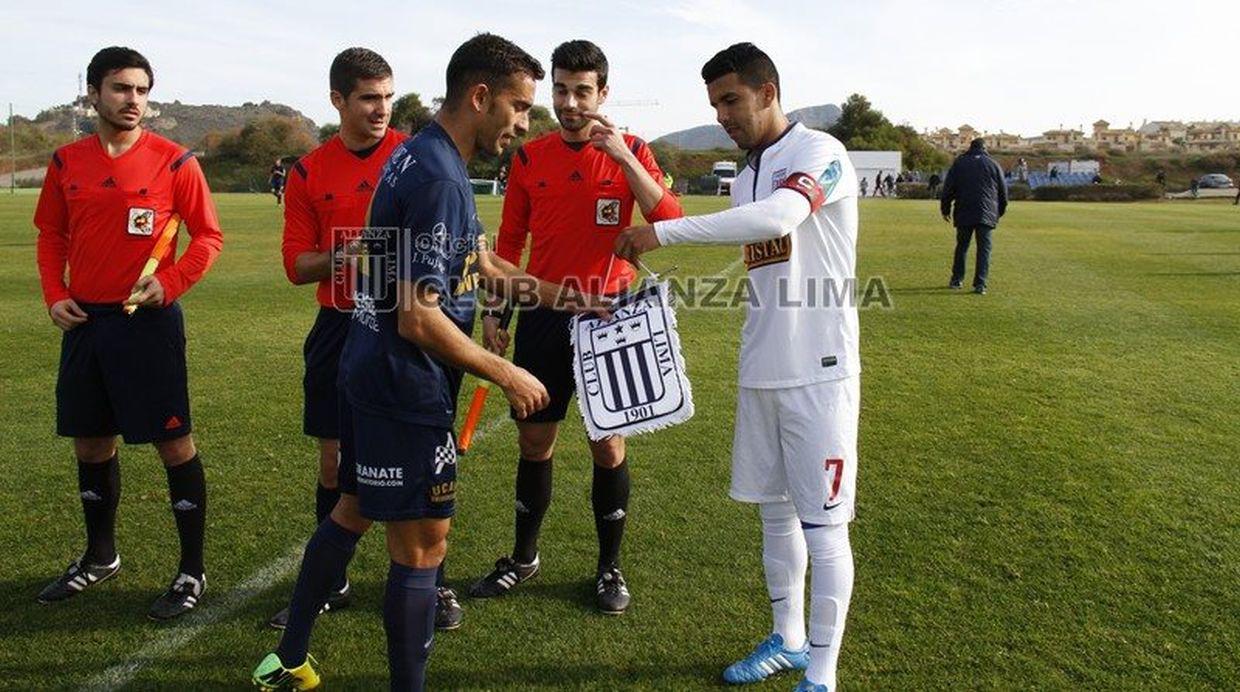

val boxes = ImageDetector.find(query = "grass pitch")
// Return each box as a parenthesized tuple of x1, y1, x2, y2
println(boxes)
(0, 193, 1236, 690)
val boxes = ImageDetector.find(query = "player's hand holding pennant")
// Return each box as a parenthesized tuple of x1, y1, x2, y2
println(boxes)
(571, 281, 694, 440)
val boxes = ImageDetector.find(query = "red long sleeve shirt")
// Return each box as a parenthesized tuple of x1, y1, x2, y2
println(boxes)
(281, 128, 408, 309)
(34, 131, 223, 308)
(497, 132, 682, 294)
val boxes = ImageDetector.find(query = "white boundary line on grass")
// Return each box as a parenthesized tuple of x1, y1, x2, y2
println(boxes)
(79, 545, 304, 692)
(80, 412, 513, 692)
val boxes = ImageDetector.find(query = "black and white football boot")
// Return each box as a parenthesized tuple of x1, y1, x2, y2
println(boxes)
(595, 566, 631, 615)
(267, 580, 352, 630)
(36, 555, 121, 604)
(148, 572, 205, 621)
(467, 555, 540, 598)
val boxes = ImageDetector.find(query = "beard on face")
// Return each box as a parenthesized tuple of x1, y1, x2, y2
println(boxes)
(98, 103, 142, 131)
(555, 108, 588, 133)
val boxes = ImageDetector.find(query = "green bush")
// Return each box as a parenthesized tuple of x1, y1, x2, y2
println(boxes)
(1032, 184, 1159, 202)
(1007, 183, 1032, 201)
(895, 182, 1031, 201)
(895, 182, 933, 199)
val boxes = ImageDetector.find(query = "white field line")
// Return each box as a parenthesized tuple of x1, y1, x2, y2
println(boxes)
(80, 412, 511, 691)
(79, 545, 303, 691)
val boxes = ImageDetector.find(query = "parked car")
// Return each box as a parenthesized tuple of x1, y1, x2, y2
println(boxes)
(1196, 173, 1235, 189)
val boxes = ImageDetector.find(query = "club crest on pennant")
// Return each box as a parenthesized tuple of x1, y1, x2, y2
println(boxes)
(571, 282, 694, 440)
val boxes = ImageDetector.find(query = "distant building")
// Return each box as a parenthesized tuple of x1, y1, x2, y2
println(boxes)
(1091, 120, 1140, 152)
(923, 118, 1240, 153)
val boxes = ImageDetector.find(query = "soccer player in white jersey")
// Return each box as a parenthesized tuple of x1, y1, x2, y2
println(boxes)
(615, 43, 860, 692)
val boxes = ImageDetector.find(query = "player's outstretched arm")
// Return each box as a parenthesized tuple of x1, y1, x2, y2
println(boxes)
(614, 187, 813, 262)
(396, 281, 548, 419)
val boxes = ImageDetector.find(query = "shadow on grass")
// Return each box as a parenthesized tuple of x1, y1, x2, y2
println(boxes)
(0, 576, 177, 634)
(1147, 271, 1240, 277)
(886, 285, 969, 296)
(446, 575, 599, 615)
(426, 658, 724, 690)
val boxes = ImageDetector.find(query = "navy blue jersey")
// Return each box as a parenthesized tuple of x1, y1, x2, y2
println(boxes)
(340, 122, 482, 428)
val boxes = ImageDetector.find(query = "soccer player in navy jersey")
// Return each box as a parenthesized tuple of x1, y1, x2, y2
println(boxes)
(253, 34, 610, 692)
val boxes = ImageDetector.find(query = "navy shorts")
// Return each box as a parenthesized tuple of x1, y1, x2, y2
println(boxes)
(56, 302, 192, 445)
(303, 307, 350, 439)
(337, 396, 457, 522)
(511, 306, 576, 423)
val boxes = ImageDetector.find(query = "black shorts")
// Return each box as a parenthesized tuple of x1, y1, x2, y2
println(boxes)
(511, 306, 576, 423)
(337, 396, 457, 522)
(56, 302, 192, 444)
(303, 307, 350, 439)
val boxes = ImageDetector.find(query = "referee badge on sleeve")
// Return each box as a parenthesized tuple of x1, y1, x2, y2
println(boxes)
(571, 282, 694, 440)
(128, 207, 156, 236)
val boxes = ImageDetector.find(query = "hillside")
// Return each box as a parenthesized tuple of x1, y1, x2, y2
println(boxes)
(25, 99, 317, 151)
(652, 103, 841, 150)
(145, 100, 317, 149)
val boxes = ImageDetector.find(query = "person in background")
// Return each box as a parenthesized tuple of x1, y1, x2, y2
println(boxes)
(940, 137, 1006, 295)
(269, 159, 286, 205)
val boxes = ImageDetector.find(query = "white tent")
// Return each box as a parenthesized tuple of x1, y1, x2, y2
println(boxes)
(848, 151, 903, 193)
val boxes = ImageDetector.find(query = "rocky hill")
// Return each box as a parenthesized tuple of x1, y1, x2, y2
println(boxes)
(652, 103, 841, 150)
(29, 99, 317, 150)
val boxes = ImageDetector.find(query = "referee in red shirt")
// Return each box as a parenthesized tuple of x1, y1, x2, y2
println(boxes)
(468, 40, 682, 614)
(32, 47, 223, 619)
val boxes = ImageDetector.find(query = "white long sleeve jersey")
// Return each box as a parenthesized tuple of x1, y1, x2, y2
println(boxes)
(654, 123, 860, 388)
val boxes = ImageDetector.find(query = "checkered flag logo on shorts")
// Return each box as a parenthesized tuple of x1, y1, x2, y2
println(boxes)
(434, 433, 457, 475)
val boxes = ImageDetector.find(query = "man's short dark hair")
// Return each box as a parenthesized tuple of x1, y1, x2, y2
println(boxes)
(330, 47, 392, 98)
(551, 40, 608, 88)
(445, 33, 545, 106)
(701, 42, 779, 98)
(87, 47, 153, 92)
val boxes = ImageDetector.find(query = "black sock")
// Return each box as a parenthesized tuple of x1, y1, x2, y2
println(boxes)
(78, 453, 120, 565)
(512, 457, 552, 564)
(165, 455, 206, 577)
(436, 559, 446, 588)
(384, 562, 438, 692)
(314, 483, 346, 590)
(592, 459, 631, 572)
(315, 483, 340, 526)
(278, 518, 362, 667)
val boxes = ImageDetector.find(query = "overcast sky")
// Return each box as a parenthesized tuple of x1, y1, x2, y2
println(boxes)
(2, 0, 1237, 141)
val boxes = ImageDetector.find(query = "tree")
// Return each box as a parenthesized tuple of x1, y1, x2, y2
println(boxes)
(466, 105, 558, 179)
(318, 123, 339, 142)
(206, 116, 316, 164)
(828, 94, 889, 145)
(392, 92, 434, 134)
(199, 116, 317, 191)
(826, 93, 948, 172)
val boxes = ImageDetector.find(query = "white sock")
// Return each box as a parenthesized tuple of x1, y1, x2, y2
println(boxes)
(759, 501, 807, 650)
(804, 522, 854, 689)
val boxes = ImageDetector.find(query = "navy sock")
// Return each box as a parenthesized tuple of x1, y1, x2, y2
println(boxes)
(315, 484, 339, 526)
(78, 453, 120, 565)
(165, 455, 206, 577)
(592, 459, 630, 572)
(436, 560, 445, 588)
(277, 519, 362, 667)
(512, 457, 552, 564)
(315, 484, 345, 591)
(384, 562, 438, 692)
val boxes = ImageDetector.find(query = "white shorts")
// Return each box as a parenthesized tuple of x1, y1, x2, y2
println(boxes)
(730, 376, 860, 525)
